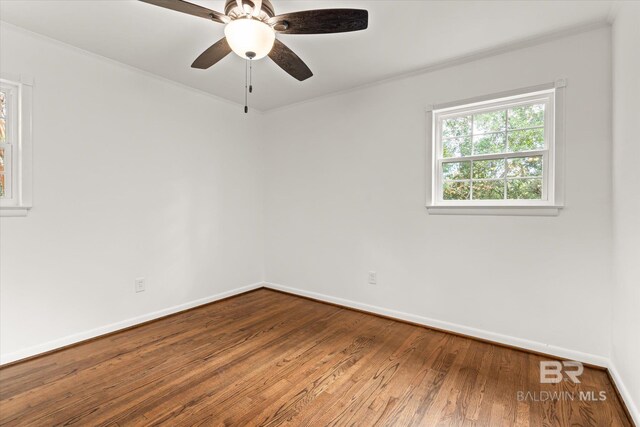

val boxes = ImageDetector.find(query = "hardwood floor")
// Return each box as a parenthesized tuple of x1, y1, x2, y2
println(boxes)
(0, 289, 631, 426)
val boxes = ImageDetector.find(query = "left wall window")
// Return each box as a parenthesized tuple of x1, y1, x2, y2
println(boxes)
(0, 76, 33, 216)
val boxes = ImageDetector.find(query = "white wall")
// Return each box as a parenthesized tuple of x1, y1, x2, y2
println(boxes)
(612, 3, 640, 420)
(0, 25, 264, 360)
(263, 27, 613, 361)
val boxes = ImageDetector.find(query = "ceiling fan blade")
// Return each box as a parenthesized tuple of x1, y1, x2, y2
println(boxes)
(139, 0, 228, 24)
(268, 39, 313, 81)
(191, 38, 232, 69)
(268, 9, 368, 34)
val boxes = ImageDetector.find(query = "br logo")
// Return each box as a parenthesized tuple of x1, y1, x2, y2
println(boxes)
(540, 361, 584, 384)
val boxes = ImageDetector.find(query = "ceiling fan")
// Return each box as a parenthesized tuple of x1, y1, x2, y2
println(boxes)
(139, 0, 369, 82)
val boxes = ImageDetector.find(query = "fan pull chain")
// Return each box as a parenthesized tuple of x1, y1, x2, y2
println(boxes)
(244, 59, 248, 113)
(249, 59, 253, 94)
(244, 56, 255, 114)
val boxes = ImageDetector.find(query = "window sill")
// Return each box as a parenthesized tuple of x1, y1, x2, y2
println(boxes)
(0, 207, 31, 217)
(426, 205, 563, 216)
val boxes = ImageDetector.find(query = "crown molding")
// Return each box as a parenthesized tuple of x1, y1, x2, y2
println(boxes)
(264, 20, 609, 115)
(0, 20, 264, 114)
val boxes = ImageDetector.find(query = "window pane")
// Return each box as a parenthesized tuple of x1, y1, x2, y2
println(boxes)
(443, 161, 471, 180)
(473, 132, 506, 155)
(473, 110, 506, 134)
(0, 90, 5, 143)
(473, 180, 504, 200)
(443, 181, 470, 200)
(442, 116, 471, 138)
(443, 137, 471, 158)
(472, 159, 505, 179)
(508, 103, 545, 129)
(508, 128, 544, 152)
(507, 156, 543, 178)
(507, 178, 542, 199)
(0, 147, 4, 198)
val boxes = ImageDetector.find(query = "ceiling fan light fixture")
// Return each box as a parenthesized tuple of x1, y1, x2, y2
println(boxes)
(224, 18, 275, 60)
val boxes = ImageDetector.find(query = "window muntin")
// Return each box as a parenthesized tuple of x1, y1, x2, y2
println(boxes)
(433, 90, 555, 206)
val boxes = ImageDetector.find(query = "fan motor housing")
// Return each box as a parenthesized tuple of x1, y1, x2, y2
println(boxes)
(224, 0, 276, 19)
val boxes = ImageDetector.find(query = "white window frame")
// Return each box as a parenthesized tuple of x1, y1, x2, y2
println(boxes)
(426, 81, 566, 216)
(0, 74, 33, 217)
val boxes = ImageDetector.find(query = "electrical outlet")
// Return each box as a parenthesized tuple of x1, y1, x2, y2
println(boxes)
(135, 277, 146, 293)
(368, 271, 377, 285)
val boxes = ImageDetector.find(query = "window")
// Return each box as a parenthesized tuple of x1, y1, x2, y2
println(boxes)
(0, 75, 33, 217)
(427, 83, 565, 215)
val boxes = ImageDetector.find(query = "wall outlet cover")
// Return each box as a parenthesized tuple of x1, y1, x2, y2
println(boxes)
(135, 277, 146, 293)
(368, 271, 377, 285)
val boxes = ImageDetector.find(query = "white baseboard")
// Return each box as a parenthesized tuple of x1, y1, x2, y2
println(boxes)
(0, 282, 263, 366)
(608, 361, 640, 425)
(262, 282, 610, 367)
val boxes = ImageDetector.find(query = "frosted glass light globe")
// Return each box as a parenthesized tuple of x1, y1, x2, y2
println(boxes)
(224, 18, 276, 60)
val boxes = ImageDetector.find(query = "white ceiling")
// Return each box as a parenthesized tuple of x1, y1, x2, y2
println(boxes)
(0, 0, 614, 111)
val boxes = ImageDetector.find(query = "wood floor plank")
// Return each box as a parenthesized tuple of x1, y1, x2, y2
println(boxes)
(0, 289, 632, 426)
